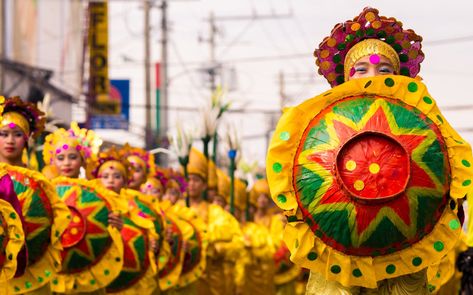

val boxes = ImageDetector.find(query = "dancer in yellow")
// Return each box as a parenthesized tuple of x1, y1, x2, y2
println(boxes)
(0, 96, 70, 294)
(266, 7, 473, 294)
(42, 122, 124, 294)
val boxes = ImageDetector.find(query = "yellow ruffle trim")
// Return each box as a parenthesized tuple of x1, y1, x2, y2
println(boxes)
(49, 177, 126, 293)
(267, 75, 473, 288)
(0, 199, 25, 282)
(170, 203, 208, 288)
(1, 164, 70, 294)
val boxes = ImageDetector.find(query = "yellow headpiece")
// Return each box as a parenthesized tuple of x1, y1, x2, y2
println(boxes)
(208, 160, 218, 189)
(1, 112, 30, 135)
(250, 178, 270, 205)
(1, 96, 45, 138)
(120, 143, 156, 176)
(216, 168, 230, 202)
(235, 178, 248, 211)
(186, 148, 208, 181)
(43, 122, 102, 166)
(86, 146, 131, 181)
(344, 39, 400, 82)
(140, 177, 164, 193)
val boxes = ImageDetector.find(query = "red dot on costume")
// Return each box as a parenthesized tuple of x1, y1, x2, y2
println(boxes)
(369, 54, 380, 64)
(76, 145, 82, 151)
(350, 67, 356, 77)
(8, 123, 15, 129)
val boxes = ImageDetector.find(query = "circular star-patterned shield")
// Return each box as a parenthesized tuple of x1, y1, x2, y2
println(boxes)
(267, 75, 473, 288)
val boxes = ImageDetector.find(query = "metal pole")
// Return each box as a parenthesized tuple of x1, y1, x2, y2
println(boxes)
(0, 0, 6, 92)
(159, 0, 168, 139)
(144, 0, 152, 149)
(209, 11, 216, 92)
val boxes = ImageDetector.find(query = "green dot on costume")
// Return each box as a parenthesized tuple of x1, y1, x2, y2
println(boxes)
(386, 35, 395, 44)
(25, 281, 32, 289)
(295, 239, 299, 248)
(9, 212, 16, 219)
(279, 131, 290, 141)
(315, 229, 323, 238)
(408, 82, 418, 92)
(345, 34, 354, 43)
(287, 215, 297, 222)
(307, 252, 318, 261)
(393, 44, 403, 53)
(44, 270, 51, 277)
(366, 28, 375, 36)
(14, 286, 20, 292)
(356, 30, 364, 38)
(377, 31, 387, 38)
(386, 264, 396, 274)
(434, 241, 444, 252)
(333, 54, 342, 63)
(436, 272, 441, 278)
(323, 92, 332, 97)
(104, 269, 110, 275)
(272, 162, 283, 173)
(436, 115, 444, 123)
(335, 64, 344, 74)
(384, 78, 395, 87)
(423, 96, 432, 104)
(412, 257, 422, 266)
(277, 194, 287, 203)
(337, 43, 346, 51)
(55, 230, 60, 237)
(399, 54, 409, 63)
(115, 257, 121, 262)
(8, 253, 12, 260)
(37, 276, 43, 283)
(449, 219, 460, 230)
(400, 67, 410, 76)
(336, 75, 344, 84)
(331, 265, 341, 274)
(463, 179, 471, 186)
(364, 81, 372, 88)
(462, 159, 471, 167)
(167, 280, 172, 286)
(352, 268, 362, 277)
(53, 278, 58, 285)
(90, 279, 96, 285)
(15, 233, 20, 238)
(428, 284, 436, 292)
(450, 200, 456, 210)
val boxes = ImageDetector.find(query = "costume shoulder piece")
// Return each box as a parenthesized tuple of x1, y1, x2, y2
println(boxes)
(0, 163, 70, 294)
(267, 75, 473, 288)
(49, 176, 124, 293)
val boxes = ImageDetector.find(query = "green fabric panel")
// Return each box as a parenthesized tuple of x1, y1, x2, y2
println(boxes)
(296, 167, 324, 208)
(422, 141, 447, 185)
(303, 119, 329, 150)
(360, 217, 406, 249)
(387, 101, 427, 130)
(332, 97, 374, 123)
(313, 210, 351, 247)
(416, 194, 444, 231)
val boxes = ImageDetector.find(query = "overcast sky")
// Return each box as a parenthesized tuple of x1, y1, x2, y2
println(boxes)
(104, 0, 473, 167)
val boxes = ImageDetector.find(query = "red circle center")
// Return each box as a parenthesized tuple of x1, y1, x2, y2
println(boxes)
(336, 132, 410, 203)
(61, 206, 86, 248)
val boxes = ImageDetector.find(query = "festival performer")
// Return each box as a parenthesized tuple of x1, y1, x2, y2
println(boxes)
(184, 147, 243, 295)
(266, 7, 473, 294)
(121, 143, 156, 191)
(251, 179, 300, 295)
(0, 96, 70, 294)
(87, 147, 158, 295)
(42, 122, 125, 294)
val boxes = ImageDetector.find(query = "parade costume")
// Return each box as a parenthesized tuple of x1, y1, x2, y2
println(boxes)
(266, 7, 473, 294)
(1, 97, 70, 294)
(42, 123, 124, 294)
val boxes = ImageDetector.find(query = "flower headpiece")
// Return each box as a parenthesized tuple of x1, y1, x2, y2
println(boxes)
(314, 7, 424, 87)
(43, 122, 102, 165)
(167, 169, 187, 193)
(120, 143, 156, 176)
(86, 146, 132, 180)
(1, 96, 46, 138)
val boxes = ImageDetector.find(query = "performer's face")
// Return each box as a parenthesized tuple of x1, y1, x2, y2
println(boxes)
(0, 125, 26, 163)
(100, 166, 126, 193)
(348, 55, 395, 80)
(187, 174, 206, 198)
(141, 183, 163, 198)
(129, 162, 147, 189)
(257, 193, 270, 209)
(163, 187, 180, 204)
(213, 194, 227, 208)
(53, 148, 82, 178)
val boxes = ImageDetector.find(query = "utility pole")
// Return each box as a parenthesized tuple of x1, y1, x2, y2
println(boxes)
(0, 0, 5, 92)
(208, 11, 217, 92)
(159, 0, 168, 141)
(144, 0, 152, 149)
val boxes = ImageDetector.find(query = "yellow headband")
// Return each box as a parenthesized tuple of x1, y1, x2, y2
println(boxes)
(344, 39, 400, 81)
(127, 155, 146, 171)
(1, 112, 30, 135)
(141, 177, 164, 192)
(98, 160, 127, 178)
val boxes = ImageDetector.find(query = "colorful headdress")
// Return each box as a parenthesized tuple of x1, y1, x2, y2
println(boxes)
(120, 143, 156, 175)
(140, 167, 170, 193)
(249, 178, 270, 205)
(86, 146, 132, 180)
(216, 168, 230, 202)
(43, 122, 102, 166)
(208, 160, 218, 189)
(314, 7, 424, 87)
(167, 169, 187, 193)
(1, 96, 46, 138)
(186, 148, 208, 181)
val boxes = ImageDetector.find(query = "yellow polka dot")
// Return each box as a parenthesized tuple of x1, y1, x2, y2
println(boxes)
(73, 216, 81, 223)
(320, 61, 331, 71)
(320, 50, 330, 59)
(408, 50, 419, 59)
(372, 21, 382, 29)
(346, 160, 357, 171)
(395, 32, 404, 41)
(354, 180, 365, 191)
(327, 38, 337, 48)
(70, 228, 78, 235)
(369, 163, 380, 174)
(402, 41, 411, 49)
(327, 73, 337, 82)
(365, 12, 376, 22)
(351, 23, 361, 31)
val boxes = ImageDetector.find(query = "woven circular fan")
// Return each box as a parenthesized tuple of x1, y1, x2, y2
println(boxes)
(106, 215, 151, 293)
(267, 75, 473, 288)
(50, 177, 123, 293)
(159, 215, 183, 280)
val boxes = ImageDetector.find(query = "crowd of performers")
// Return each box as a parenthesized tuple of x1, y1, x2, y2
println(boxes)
(3, 6, 473, 295)
(0, 94, 306, 295)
